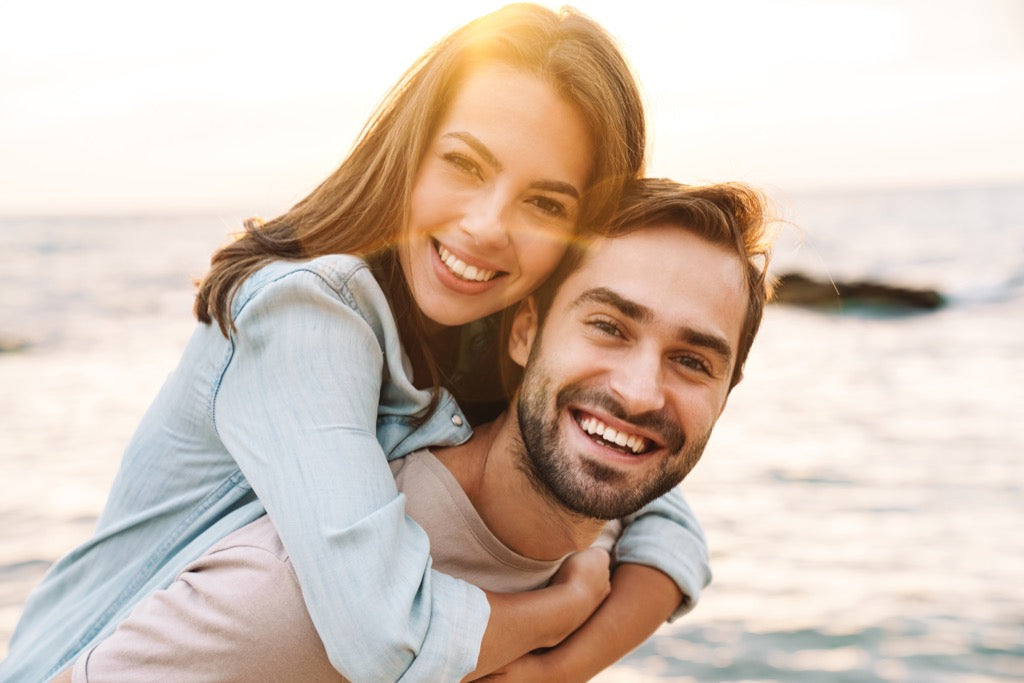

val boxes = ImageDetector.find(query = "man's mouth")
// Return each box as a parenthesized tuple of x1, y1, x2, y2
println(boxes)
(574, 411, 652, 455)
(436, 242, 500, 283)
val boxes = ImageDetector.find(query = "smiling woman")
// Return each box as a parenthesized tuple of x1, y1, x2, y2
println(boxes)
(400, 62, 594, 328)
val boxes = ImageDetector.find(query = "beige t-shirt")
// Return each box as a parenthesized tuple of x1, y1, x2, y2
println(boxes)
(390, 449, 618, 592)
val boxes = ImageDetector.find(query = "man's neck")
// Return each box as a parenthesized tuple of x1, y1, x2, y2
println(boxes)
(433, 412, 608, 561)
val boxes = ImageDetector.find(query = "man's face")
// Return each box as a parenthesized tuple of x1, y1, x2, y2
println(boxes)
(511, 225, 748, 519)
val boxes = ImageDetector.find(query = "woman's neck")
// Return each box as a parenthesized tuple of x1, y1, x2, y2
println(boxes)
(408, 324, 457, 390)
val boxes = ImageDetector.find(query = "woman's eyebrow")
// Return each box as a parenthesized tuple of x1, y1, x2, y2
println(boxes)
(444, 132, 502, 170)
(443, 131, 580, 200)
(531, 180, 580, 200)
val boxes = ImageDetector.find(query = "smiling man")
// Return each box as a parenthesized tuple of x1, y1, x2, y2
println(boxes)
(59, 177, 775, 682)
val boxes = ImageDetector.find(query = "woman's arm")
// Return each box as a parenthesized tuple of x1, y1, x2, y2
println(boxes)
(481, 562, 681, 682)
(213, 261, 604, 681)
(481, 488, 710, 681)
(53, 518, 610, 682)
(466, 547, 611, 680)
(613, 487, 711, 619)
(216, 266, 452, 680)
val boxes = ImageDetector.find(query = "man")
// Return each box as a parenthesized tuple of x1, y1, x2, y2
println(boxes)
(60, 177, 774, 681)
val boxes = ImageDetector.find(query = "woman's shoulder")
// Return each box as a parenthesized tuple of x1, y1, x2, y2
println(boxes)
(231, 254, 389, 321)
(251, 253, 374, 290)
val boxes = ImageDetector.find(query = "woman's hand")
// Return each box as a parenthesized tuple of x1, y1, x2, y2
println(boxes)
(476, 562, 683, 682)
(542, 547, 612, 644)
(462, 548, 610, 681)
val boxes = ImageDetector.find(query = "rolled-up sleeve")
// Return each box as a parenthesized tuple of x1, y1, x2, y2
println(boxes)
(212, 266, 489, 681)
(616, 486, 711, 621)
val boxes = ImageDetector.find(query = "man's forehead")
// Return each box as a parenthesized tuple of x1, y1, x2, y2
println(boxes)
(553, 225, 748, 349)
(571, 224, 723, 282)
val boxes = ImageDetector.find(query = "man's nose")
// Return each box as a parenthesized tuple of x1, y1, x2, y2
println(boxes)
(608, 347, 665, 416)
(460, 191, 511, 250)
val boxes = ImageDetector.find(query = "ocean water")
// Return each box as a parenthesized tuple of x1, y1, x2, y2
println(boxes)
(1, 185, 1022, 681)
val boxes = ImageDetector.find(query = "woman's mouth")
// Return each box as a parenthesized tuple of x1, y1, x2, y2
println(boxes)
(436, 243, 499, 283)
(575, 412, 652, 455)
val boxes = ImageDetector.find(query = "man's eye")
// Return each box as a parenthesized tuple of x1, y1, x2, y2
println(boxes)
(675, 354, 711, 375)
(443, 153, 482, 179)
(589, 319, 623, 337)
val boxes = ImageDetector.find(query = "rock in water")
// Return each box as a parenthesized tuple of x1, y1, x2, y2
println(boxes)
(0, 335, 32, 353)
(772, 272, 944, 312)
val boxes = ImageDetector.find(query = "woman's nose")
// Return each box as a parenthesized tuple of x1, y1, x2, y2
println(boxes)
(460, 192, 510, 250)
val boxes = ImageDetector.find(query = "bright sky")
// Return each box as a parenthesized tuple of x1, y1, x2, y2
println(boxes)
(1, 0, 1022, 215)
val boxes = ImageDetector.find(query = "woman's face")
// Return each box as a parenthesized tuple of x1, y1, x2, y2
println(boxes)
(400, 62, 594, 328)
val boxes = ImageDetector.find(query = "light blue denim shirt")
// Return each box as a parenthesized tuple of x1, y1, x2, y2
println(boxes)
(1, 255, 709, 683)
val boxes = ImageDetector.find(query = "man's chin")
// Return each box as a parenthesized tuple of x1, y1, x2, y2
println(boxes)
(551, 470, 649, 520)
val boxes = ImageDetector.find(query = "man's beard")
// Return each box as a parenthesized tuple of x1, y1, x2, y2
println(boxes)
(515, 374, 708, 521)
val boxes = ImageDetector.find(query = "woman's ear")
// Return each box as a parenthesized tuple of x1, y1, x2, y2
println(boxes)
(508, 297, 539, 369)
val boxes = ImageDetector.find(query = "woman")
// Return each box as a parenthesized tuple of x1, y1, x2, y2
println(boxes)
(2, 5, 708, 681)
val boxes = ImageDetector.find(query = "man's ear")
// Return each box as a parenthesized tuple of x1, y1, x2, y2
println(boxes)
(719, 370, 742, 417)
(718, 394, 730, 419)
(508, 296, 539, 369)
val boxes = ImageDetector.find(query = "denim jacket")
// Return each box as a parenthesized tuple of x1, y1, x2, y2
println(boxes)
(1, 255, 710, 683)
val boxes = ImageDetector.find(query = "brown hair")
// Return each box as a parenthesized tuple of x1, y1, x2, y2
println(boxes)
(505, 177, 776, 392)
(193, 3, 646, 402)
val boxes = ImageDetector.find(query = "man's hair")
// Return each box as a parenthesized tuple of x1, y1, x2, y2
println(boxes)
(504, 177, 776, 392)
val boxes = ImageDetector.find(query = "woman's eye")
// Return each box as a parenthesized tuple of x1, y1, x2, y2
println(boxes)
(528, 196, 568, 218)
(443, 153, 482, 179)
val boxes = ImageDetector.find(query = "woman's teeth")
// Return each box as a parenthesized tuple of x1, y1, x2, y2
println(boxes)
(578, 415, 648, 454)
(437, 244, 497, 282)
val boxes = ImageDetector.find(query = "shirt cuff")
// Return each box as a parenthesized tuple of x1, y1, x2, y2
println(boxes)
(398, 571, 491, 682)
(614, 518, 712, 622)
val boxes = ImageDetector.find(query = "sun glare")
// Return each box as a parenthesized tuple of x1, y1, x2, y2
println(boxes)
(0, 0, 1022, 214)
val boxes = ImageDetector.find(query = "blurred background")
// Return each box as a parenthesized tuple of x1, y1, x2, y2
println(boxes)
(1, 1, 1022, 680)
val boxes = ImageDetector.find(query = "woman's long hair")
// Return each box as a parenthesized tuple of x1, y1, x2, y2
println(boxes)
(194, 3, 647, 400)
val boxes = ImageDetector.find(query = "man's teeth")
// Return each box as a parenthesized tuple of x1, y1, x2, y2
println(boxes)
(578, 415, 648, 454)
(436, 244, 497, 282)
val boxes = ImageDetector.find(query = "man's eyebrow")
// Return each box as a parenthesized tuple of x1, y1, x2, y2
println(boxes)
(683, 328, 733, 365)
(574, 287, 652, 323)
(444, 132, 580, 200)
(573, 286, 734, 363)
